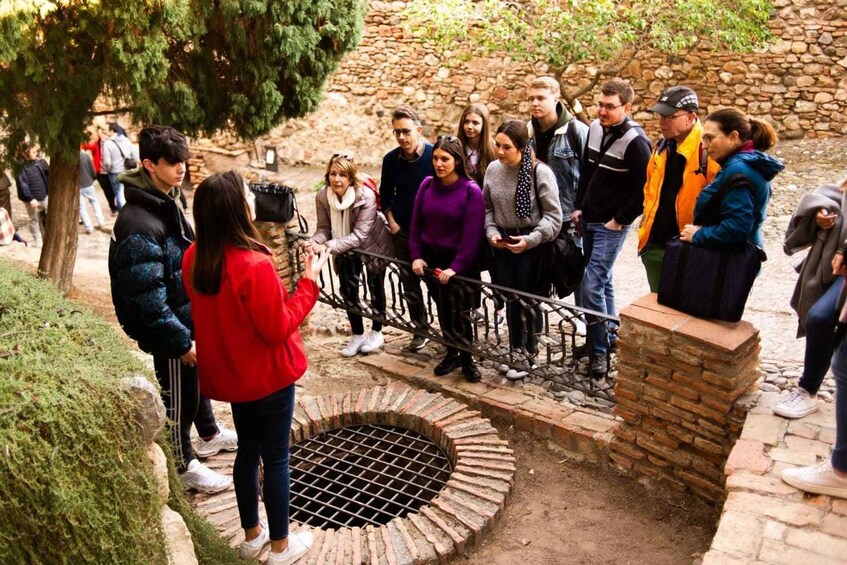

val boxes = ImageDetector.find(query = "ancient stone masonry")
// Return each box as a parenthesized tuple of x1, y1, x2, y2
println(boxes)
(610, 295, 762, 503)
(195, 0, 847, 168)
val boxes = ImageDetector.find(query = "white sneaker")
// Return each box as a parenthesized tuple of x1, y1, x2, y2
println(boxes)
(573, 317, 587, 337)
(195, 425, 238, 458)
(504, 369, 528, 380)
(360, 330, 385, 354)
(781, 459, 847, 499)
(240, 520, 270, 559)
(341, 334, 368, 357)
(773, 388, 819, 419)
(180, 459, 232, 493)
(498, 364, 510, 374)
(267, 530, 314, 565)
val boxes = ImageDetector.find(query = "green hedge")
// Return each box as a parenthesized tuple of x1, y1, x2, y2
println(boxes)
(0, 260, 241, 564)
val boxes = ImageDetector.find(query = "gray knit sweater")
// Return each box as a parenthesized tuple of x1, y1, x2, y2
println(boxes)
(483, 160, 563, 249)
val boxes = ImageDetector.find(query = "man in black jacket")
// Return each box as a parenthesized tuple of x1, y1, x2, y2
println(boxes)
(573, 79, 652, 379)
(109, 125, 235, 493)
(16, 144, 49, 247)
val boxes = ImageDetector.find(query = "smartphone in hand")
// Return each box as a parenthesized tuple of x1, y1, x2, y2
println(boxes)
(502, 235, 520, 245)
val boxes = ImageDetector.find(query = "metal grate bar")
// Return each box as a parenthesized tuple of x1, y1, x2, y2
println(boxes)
(289, 424, 452, 529)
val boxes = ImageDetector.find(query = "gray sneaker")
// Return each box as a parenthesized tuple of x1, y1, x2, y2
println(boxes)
(408, 335, 429, 351)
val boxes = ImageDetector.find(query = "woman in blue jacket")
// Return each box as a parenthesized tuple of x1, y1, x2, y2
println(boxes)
(680, 108, 783, 249)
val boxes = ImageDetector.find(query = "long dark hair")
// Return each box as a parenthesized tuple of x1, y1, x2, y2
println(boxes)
(706, 108, 778, 152)
(457, 103, 495, 184)
(190, 170, 263, 295)
(433, 136, 473, 182)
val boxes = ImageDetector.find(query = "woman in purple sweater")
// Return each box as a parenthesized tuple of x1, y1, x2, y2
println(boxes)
(410, 136, 485, 382)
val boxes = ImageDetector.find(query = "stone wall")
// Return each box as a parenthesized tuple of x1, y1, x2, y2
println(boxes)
(197, 0, 847, 168)
(611, 296, 762, 502)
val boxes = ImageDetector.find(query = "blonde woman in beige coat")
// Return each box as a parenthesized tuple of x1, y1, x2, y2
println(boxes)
(309, 154, 393, 356)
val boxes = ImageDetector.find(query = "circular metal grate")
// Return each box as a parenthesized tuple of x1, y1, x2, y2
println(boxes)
(289, 424, 452, 529)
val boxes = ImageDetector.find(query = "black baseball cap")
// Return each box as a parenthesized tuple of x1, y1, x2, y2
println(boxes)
(651, 86, 699, 116)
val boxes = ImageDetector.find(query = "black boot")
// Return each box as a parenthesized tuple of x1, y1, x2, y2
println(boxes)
(461, 358, 481, 383)
(434, 353, 461, 376)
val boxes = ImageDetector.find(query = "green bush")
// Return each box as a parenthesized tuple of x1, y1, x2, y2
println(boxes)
(0, 260, 240, 564)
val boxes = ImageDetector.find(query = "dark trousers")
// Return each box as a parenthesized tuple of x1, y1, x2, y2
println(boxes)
(800, 278, 842, 395)
(392, 229, 427, 329)
(153, 355, 219, 471)
(231, 385, 295, 541)
(337, 254, 386, 335)
(97, 173, 117, 212)
(491, 247, 541, 355)
(422, 246, 475, 362)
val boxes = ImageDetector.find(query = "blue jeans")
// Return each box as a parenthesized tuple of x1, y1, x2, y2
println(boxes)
(579, 223, 629, 356)
(231, 385, 295, 541)
(800, 279, 841, 395)
(830, 329, 847, 472)
(109, 172, 125, 210)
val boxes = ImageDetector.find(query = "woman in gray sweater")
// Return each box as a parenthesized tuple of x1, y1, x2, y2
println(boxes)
(484, 120, 562, 379)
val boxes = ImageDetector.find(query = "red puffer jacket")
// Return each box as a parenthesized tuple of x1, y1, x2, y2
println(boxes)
(183, 243, 319, 403)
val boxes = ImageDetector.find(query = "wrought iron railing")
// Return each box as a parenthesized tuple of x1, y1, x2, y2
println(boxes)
(285, 231, 619, 404)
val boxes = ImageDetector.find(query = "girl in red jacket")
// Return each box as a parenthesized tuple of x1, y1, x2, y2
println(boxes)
(183, 171, 328, 565)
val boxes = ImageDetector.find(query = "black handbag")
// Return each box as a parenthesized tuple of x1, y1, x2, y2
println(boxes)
(658, 236, 765, 322)
(249, 182, 296, 224)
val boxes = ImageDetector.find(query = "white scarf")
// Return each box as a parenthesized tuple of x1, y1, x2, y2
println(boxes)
(328, 185, 356, 239)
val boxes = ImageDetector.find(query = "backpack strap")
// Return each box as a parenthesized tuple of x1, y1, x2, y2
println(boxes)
(565, 119, 584, 164)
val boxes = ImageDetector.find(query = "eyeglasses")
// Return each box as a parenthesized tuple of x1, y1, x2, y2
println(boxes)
(659, 112, 690, 120)
(436, 135, 459, 143)
(331, 152, 354, 161)
(392, 128, 414, 138)
(596, 102, 623, 112)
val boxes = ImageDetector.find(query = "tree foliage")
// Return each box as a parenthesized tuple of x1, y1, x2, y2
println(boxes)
(0, 0, 366, 292)
(406, 0, 774, 101)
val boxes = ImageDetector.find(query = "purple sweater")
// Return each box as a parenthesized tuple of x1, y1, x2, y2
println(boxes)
(409, 176, 485, 275)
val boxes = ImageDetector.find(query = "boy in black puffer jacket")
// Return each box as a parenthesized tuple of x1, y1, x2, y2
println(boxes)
(109, 125, 236, 494)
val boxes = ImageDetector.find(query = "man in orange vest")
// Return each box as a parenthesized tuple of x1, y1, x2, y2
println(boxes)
(637, 86, 720, 291)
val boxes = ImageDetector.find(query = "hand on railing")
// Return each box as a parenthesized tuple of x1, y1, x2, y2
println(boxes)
(412, 258, 427, 276)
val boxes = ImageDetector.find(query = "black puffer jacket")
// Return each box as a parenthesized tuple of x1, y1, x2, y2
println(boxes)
(108, 169, 194, 358)
(16, 159, 49, 201)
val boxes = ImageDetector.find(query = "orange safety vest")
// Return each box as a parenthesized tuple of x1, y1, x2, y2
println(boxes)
(637, 120, 720, 253)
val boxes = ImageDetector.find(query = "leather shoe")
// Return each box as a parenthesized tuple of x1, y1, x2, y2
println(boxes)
(434, 355, 461, 376)
(462, 361, 481, 383)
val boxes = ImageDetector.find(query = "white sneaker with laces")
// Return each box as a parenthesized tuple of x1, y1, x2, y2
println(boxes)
(359, 330, 385, 354)
(773, 388, 819, 419)
(267, 530, 314, 565)
(240, 520, 270, 559)
(195, 426, 239, 458)
(180, 459, 232, 493)
(341, 334, 368, 357)
(781, 459, 847, 499)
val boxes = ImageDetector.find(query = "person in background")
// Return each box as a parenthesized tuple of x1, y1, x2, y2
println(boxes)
(101, 122, 135, 210)
(310, 154, 393, 358)
(15, 143, 49, 248)
(637, 86, 719, 292)
(379, 105, 434, 351)
(85, 127, 118, 215)
(184, 170, 326, 565)
(573, 79, 652, 380)
(680, 108, 782, 252)
(775, 177, 847, 419)
(484, 120, 562, 380)
(79, 148, 104, 234)
(457, 103, 496, 187)
(410, 136, 485, 382)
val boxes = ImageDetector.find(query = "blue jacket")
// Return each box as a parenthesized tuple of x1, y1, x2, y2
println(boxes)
(528, 111, 588, 222)
(692, 150, 784, 249)
(108, 169, 194, 358)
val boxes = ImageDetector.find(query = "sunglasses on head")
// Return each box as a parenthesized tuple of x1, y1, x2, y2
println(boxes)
(436, 135, 459, 143)
(331, 153, 354, 161)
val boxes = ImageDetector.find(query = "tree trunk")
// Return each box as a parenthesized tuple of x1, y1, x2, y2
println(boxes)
(37, 152, 80, 295)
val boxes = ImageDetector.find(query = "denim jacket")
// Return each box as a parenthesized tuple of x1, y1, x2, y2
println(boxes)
(528, 118, 588, 222)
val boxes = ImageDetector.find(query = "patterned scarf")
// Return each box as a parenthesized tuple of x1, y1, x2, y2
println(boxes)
(515, 147, 533, 219)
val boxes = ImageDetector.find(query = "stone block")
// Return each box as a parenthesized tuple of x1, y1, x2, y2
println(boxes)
(724, 492, 824, 527)
(121, 374, 166, 444)
(162, 505, 198, 565)
(785, 529, 847, 559)
(563, 411, 617, 433)
(711, 510, 764, 558)
(768, 448, 819, 467)
(740, 413, 787, 446)
(725, 440, 772, 475)
(725, 470, 799, 496)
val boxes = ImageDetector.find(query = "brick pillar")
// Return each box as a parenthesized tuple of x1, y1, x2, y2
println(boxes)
(254, 220, 311, 328)
(611, 294, 761, 502)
